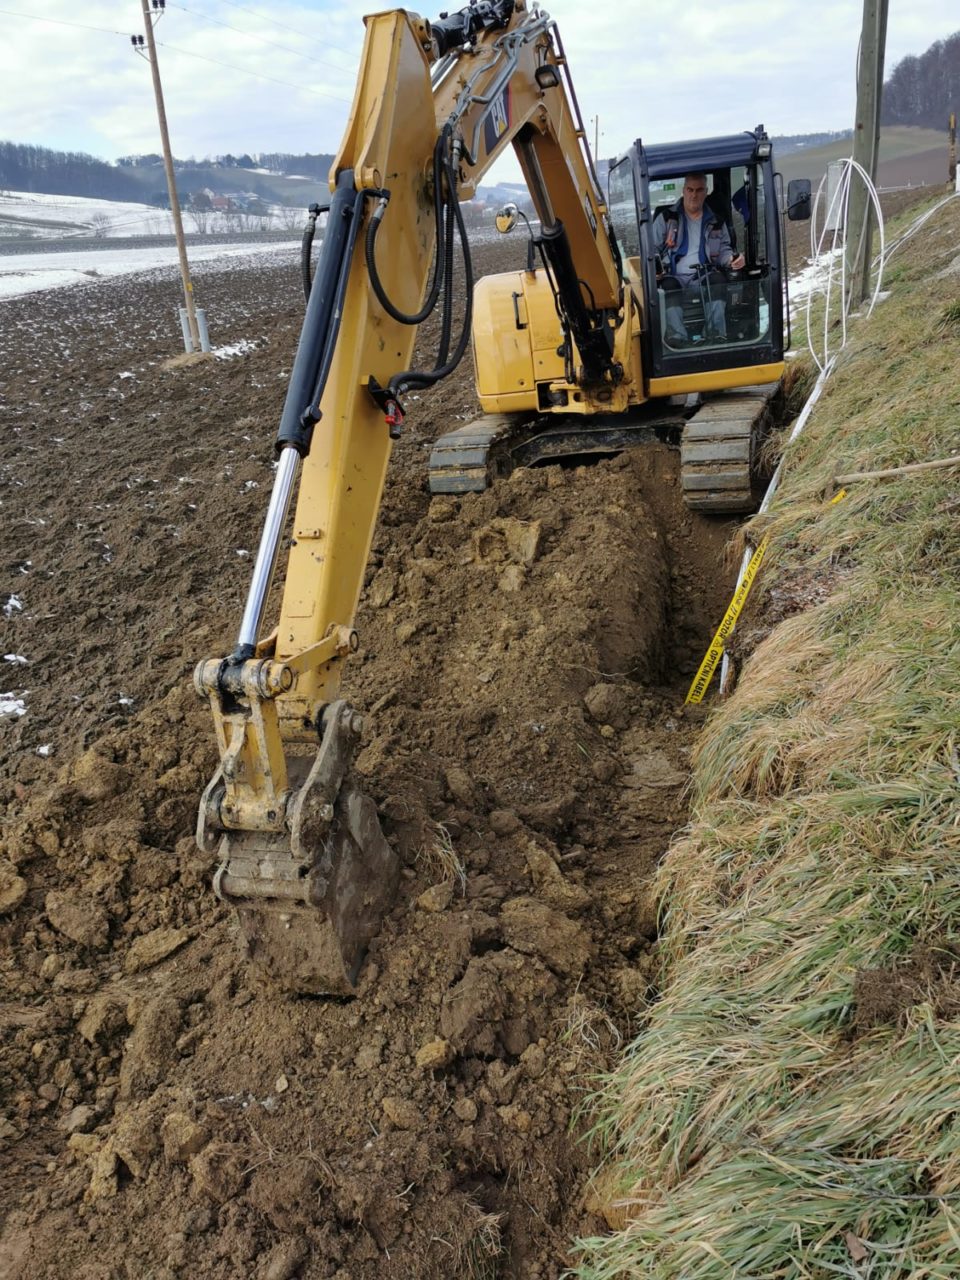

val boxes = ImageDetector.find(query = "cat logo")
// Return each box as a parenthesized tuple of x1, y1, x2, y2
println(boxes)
(483, 87, 511, 152)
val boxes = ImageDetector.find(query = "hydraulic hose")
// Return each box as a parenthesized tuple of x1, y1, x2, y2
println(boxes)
(365, 128, 449, 325)
(361, 125, 475, 402)
(385, 147, 474, 398)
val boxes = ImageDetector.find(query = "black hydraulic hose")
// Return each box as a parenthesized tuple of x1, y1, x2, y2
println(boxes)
(275, 173, 370, 457)
(386, 152, 474, 398)
(365, 129, 449, 325)
(299, 188, 372, 433)
(437, 191, 457, 367)
(301, 212, 317, 303)
(301, 202, 331, 303)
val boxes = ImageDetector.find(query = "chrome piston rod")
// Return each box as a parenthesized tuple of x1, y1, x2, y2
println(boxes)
(235, 445, 301, 656)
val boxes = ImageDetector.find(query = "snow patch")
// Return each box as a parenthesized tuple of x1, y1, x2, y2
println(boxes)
(0, 692, 27, 719)
(214, 339, 259, 360)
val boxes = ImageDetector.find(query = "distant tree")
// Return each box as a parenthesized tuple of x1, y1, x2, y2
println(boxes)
(882, 30, 960, 128)
(277, 204, 304, 231)
(0, 140, 144, 200)
(189, 190, 212, 233)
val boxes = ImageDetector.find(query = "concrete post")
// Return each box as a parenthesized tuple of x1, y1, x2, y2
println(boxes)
(178, 307, 195, 354)
(140, 0, 202, 353)
(196, 308, 211, 353)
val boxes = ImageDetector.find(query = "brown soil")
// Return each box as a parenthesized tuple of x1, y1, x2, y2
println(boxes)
(0, 237, 737, 1278)
(852, 944, 960, 1036)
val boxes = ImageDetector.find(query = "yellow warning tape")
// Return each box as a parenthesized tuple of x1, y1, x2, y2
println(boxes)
(686, 489, 848, 705)
(685, 536, 770, 704)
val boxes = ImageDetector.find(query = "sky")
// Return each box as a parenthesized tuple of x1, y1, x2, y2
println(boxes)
(0, 1, 956, 185)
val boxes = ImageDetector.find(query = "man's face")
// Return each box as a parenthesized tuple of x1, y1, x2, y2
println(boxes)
(682, 177, 707, 217)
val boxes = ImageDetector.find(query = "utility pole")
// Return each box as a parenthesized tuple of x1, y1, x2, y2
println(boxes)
(847, 0, 889, 305)
(949, 113, 957, 186)
(135, 0, 203, 352)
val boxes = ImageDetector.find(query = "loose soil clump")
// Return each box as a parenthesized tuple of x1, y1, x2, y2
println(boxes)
(1, 239, 737, 1277)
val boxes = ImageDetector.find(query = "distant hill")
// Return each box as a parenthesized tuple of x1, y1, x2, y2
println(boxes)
(774, 126, 952, 187)
(882, 30, 959, 129)
(0, 142, 144, 201)
(3, 123, 951, 210)
(772, 131, 853, 155)
(0, 144, 335, 206)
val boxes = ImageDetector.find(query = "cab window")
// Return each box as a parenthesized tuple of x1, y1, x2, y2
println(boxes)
(607, 157, 640, 258)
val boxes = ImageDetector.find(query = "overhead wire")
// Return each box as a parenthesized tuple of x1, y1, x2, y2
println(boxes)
(154, 38, 351, 103)
(0, 6, 351, 103)
(166, 2, 356, 81)
(211, 0, 359, 64)
(0, 6, 128, 38)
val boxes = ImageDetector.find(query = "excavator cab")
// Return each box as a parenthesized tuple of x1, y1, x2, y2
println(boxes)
(607, 128, 787, 388)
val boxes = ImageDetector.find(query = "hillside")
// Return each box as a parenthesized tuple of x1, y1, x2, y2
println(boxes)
(576, 189, 960, 1277)
(775, 125, 952, 187)
(6, 128, 948, 212)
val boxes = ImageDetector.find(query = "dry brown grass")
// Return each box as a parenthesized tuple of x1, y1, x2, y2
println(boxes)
(574, 194, 960, 1278)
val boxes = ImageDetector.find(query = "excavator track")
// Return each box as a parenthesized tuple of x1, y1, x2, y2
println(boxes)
(428, 385, 778, 514)
(680, 388, 776, 514)
(429, 409, 681, 495)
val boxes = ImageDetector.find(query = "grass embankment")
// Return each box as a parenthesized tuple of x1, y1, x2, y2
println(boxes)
(575, 192, 960, 1278)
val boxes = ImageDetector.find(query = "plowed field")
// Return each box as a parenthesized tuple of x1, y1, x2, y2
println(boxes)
(0, 238, 739, 1278)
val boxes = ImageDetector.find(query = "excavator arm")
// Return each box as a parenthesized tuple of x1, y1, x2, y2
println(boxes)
(195, 0, 622, 993)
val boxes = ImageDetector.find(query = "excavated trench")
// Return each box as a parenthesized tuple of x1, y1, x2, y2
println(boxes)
(0, 239, 744, 1278)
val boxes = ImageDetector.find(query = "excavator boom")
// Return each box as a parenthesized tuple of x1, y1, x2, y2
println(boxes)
(196, 0, 624, 993)
(196, 3, 808, 993)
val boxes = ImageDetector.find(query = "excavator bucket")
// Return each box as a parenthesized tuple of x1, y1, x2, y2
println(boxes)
(214, 780, 397, 995)
(199, 698, 399, 996)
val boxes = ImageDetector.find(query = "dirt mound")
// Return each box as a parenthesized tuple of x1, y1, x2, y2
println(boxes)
(1, 240, 736, 1277)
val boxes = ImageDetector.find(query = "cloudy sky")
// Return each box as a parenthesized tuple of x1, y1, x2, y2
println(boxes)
(0, 1, 955, 180)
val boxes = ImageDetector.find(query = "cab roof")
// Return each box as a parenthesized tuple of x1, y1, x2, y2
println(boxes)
(634, 131, 768, 177)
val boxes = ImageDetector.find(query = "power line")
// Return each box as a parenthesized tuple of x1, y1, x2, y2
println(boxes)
(0, 6, 351, 104)
(0, 7, 128, 37)
(167, 1, 354, 81)
(211, 0, 359, 65)
(156, 39, 352, 103)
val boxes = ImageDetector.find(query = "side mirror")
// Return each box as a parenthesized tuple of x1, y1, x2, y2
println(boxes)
(787, 178, 812, 222)
(496, 202, 538, 272)
(495, 202, 520, 234)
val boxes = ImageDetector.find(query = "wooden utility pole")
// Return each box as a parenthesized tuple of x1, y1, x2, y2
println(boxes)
(847, 0, 889, 304)
(949, 113, 957, 185)
(138, 0, 201, 350)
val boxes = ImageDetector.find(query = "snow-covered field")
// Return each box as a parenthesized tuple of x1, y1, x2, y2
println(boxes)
(0, 190, 300, 241)
(0, 191, 182, 239)
(0, 238, 295, 300)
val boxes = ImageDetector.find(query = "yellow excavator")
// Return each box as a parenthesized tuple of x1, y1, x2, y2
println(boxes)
(195, 0, 810, 994)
